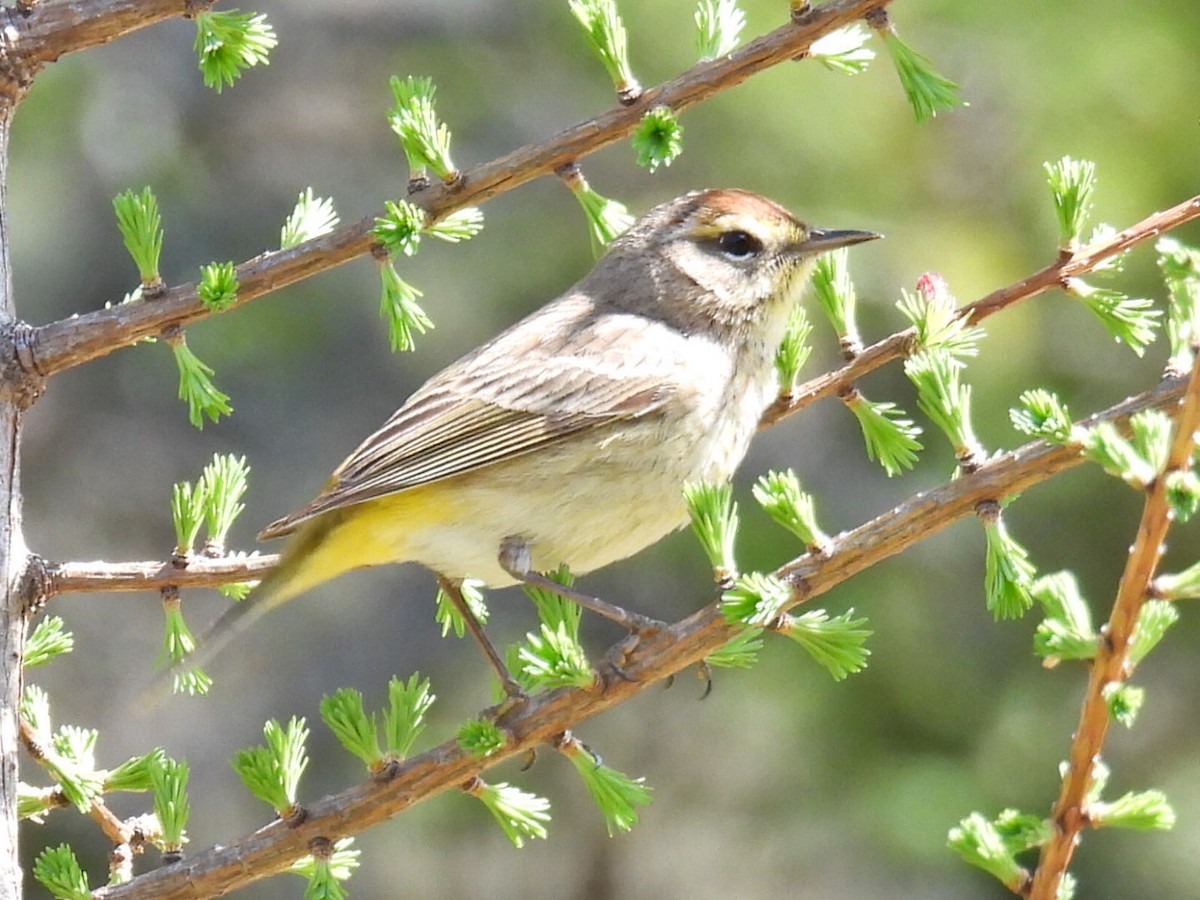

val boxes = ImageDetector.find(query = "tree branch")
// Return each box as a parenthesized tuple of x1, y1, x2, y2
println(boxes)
(7, 0, 894, 395)
(92, 372, 1187, 900)
(0, 0, 198, 104)
(1028, 349, 1200, 900)
(761, 192, 1200, 426)
(41, 554, 277, 596)
(0, 103, 24, 900)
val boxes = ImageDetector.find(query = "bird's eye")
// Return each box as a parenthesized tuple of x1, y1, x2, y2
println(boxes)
(717, 229, 762, 259)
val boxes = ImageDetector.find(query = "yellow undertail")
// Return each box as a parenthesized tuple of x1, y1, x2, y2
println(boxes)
(185, 481, 463, 672)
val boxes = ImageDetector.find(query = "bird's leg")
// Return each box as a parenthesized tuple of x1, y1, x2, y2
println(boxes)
(436, 575, 526, 702)
(498, 537, 665, 637)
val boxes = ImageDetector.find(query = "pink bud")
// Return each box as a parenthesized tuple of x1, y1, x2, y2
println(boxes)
(916, 272, 950, 302)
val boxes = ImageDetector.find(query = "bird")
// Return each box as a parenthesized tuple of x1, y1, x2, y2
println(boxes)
(182, 188, 879, 690)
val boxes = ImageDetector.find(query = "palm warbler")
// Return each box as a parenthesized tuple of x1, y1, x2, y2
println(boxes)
(192, 189, 878, 678)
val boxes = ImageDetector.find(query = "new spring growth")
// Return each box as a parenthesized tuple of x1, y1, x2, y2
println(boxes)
(704, 628, 764, 670)
(521, 564, 581, 634)
(198, 261, 238, 311)
(1079, 419, 1160, 489)
(569, 0, 641, 103)
(384, 674, 436, 762)
(1128, 600, 1179, 667)
(947, 811, 1037, 892)
(104, 747, 168, 794)
(388, 75, 458, 184)
(280, 188, 339, 249)
(320, 688, 382, 770)
(25, 616, 73, 669)
(868, 9, 964, 122)
(632, 106, 683, 173)
(842, 390, 922, 477)
(1046, 157, 1161, 354)
(150, 756, 190, 858)
(21, 685, 49, 745)
(695, 0, 744, 59)
(897, 273, 984, 359)
(1104, 681, 1145, 728)
(373, 194, 482, 353)
(435, 578, 488, 637)
(374, 198, 485, 257)
(1031, 572, 1099, 665)
(193, 10, 277, 93)
(53, 727, 101, 808)
(170, 665, 212, 698)
(722, 572, 871, 679)
(372, 199, 484, 350)
(457, 718, 506, 757)
(168, 334, 232, 429)
(1063, 279, 1160, 357)
(515, 568, 591, 690)
(684, 480, 739, 584)
(172, 479, 206, 557)
(113, 187, 164, 289)
(517, 622, 593, 690)
(1154, 557, 1200, 600)
(1129, 410, 1172, 475)
(1010, 389, 1076, 444)
(810, 248, 860, 352)
(19, 785, 61, 824)
(375, 200, 426, 257)
(720, 571, 791, 627)
(289, 837, 360, 899)
(378, 258, 432, 353)
(1156, 236, 1200, 375)
(752, 469, 830, 553)
(1045, 156, 1095, 251)
(558, 164, 634, 257)
(320, 675, 435, 772)
(171, 454, 251, 556)
(979, 502, 1035, 621)
(905, 348, 984, 468)
(809, 24, 875, 75)
(33, 845, 90, 900)
(25, 706, 103, 814)
(557, 734, 652, 836)
(232, 717, 309, 818)
(463, 778, 551, 849)
(777, 608, 872, 681)
(811, 250, 922, 474)
(200, 453, 250, 555)
(158, 589, 211, 696)
(1165, 468, 1200, 522)
(1090, 789, 1177, 831)
(774, 304, 813, 393)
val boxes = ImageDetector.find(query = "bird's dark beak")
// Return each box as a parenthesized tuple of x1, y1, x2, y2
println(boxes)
(798, 227, 882, 255)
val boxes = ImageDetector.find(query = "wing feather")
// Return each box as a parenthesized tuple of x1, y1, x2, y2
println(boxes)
(259, 297, 689, 539)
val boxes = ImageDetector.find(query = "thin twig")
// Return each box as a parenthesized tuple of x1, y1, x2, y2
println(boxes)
(761, 193, 1200, 426)
(17, 717, 133, 845)
(1028, 349, 1200, 900)
(43, 554, 277, 595)
(9, 0, 894, 391)
(91, 373, 1188, 900)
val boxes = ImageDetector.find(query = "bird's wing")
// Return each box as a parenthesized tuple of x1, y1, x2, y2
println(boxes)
(259, 300, 687, 539)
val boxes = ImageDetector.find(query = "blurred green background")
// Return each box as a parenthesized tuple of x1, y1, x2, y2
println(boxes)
(16, 0, 1200, 897)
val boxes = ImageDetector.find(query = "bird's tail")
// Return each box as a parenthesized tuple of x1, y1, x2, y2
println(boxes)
(140, 513, 341, 707)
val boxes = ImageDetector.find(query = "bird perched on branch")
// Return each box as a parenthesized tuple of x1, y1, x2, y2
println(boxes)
(185, 188, 879, 692)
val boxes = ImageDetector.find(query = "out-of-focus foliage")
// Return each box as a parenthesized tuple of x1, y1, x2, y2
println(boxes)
(17, 1, 1200, 898)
